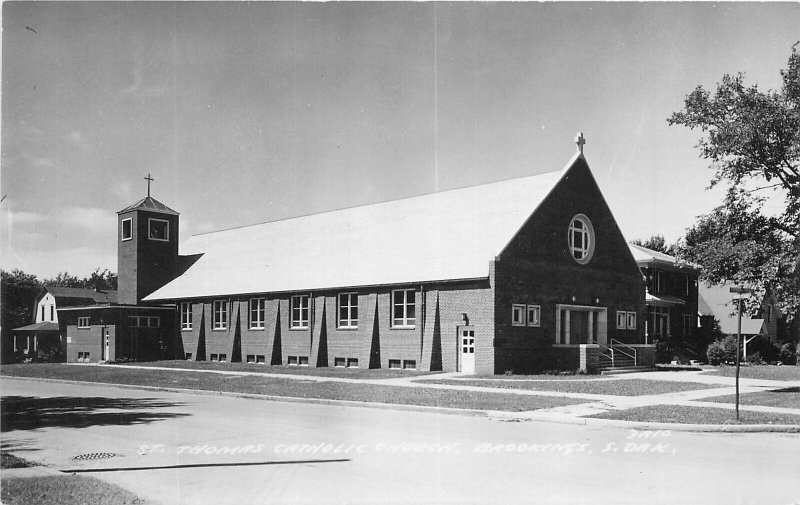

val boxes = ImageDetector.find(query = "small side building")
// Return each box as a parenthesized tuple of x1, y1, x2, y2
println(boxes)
(59, 194, 178, 363)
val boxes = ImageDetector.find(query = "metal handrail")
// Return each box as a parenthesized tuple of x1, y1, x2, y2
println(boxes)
(610, 338, 637, 366)
(599, 344, 614, 368)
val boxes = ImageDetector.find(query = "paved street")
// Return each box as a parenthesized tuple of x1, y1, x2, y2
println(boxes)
(2, 378, 799, 505)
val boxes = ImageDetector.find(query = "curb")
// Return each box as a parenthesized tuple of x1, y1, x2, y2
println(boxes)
(4, 375, 799, 433)
(0, 466, 63, 478)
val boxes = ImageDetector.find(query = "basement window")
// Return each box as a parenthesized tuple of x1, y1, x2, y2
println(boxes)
(347, 358, 359, 368)
(288, 356, 298, 365)
(403, 360, 416, 370)
(256, 355, 266, 364)
(388, 359, 401, 369)
(298, 356, 309, 366)
(334, 357, 346, 367)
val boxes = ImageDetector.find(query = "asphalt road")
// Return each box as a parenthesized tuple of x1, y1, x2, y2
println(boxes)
(2, 378, 799, 505)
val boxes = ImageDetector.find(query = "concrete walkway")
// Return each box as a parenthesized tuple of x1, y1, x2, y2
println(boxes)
(69, 363, 800, 424)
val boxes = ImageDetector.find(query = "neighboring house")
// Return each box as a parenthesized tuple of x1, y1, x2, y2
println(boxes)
(9, 286, 117, 363)
(698, 281, 780, 343)
(628, 244, 700, 360)
(143, 145, 650, 374)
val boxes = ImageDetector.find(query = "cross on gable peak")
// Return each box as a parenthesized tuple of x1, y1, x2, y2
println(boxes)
(575, 132, 586, 154)
(144, 173, 154, 197)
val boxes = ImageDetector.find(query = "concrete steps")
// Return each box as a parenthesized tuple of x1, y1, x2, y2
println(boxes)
(600, 366, 656, 375)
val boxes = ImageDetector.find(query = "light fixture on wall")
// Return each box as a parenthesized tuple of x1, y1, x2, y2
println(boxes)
(571, 296, 576, 303)
(595, 298, 600, 304)
(461, 313, 469, 325)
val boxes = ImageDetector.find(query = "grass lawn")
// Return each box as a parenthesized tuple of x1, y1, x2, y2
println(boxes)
(1, 475, 149, 505)
(704, 387, 800, 409)
(1, 364, 584, 412)
(113, 360, 440, 379)
(459, 373, 609, 381)
(703, 365, 800, 381)
(589, 405, 800, 425)
(417, 378, 718, 396)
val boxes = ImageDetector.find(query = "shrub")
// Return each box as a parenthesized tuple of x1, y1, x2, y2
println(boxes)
(779, 343, 797, 365)
(747, 351, 765, 365)
(707, 336, 739, 365)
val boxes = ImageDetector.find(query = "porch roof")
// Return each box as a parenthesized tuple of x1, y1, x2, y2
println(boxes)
(12, 322, 60, 332)
(645, 293, 686, 307)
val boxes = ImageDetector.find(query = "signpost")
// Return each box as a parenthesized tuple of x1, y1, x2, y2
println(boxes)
(730, 286, 751, 421)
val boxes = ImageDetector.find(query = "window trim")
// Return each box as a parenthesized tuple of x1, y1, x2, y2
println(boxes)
(512, 304, 526, 327)
(616, 311, 627, 330)
(129, 316, 160, 328)
(626, 311, 637, 330)
(568, 214, 595, 265)
(77, 316, 90, 329)
(391, 289, 416, 329)
(249, 297, 266, 330)
(180, 302, 193, 331)
(147, 217, 169, 242)
(337, 292, 359, 329)
(290, 295, 310, 329)
(526, 305, 541, 327)
(121, 217, 133, 242)
(212, 300, 228, 330)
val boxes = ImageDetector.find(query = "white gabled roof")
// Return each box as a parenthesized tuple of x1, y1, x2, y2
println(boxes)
(144, 153, 582, 301)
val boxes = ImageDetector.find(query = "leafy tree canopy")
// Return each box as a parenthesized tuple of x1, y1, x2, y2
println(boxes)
(43, 268, 118, 291)
(669, 44, 800, 321)
(631, 235, 676, 255)
(668, 44, 799, 238)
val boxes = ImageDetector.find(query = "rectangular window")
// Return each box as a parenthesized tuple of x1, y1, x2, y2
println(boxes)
(512, 304, 526, 327)
(50, 306, 54, 321)
(683, 314, 693, 336)
(288, 356, 298, 365)
(250, 298, 266, 329)
(148, 218, 169, 242)
(77, 317, 90, 329)
(298, 356, 309, 366)
(185, 353, 193, 360)
(210, 353, 218, 362)
(256, 355, 265, 364)
(616, 311, 627, 330)
(684, 276, 690, 296)
(219, 354, 227, 362)
(392, 289, 416, 328)
(247, 354, 255, 363)
(291, 295, 309, 329)
(129, 316, 160, 328)
(656, 271, 665, 293)
(334, 357, 346, 367)
(213, 300, 228, 330)
(403, 360, 416, 370)
(526, 305, 541, 327)
(338, 293, 358, 328)
(347, 358, 359, 368)
(121, 218, 132, 241)
(41, 306, 45, 321)
(181, 302, 193, 330)
(388, 359, 401, 369)
(626, 312, 637, 330)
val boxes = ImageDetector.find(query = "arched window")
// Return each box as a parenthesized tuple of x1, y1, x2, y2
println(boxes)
(568, 214, 595, 264)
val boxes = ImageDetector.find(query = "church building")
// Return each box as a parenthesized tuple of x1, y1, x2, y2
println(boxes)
(141, 137, 651, 374)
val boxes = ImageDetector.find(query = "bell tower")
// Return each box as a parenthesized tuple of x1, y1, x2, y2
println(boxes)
(117, 174, 179, 305)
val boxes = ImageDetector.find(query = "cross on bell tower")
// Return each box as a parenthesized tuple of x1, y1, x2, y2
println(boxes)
(144, 173, 154, 197)
(575, 132, 586, 154)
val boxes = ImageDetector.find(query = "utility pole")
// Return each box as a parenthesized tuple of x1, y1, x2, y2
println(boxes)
(730, 286, 751, 421)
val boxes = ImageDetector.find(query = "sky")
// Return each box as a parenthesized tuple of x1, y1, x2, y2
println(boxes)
(2, 2, 799, 280)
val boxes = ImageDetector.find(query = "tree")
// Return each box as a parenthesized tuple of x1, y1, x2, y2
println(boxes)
(1, 269, 43, 334)
(668, 44, 799, 238)
(631, 235, 676, 255)
(44, 268, 117, 291)
(670, 44, 800, 322)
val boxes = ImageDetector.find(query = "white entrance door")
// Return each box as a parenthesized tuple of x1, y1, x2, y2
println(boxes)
(460, 328, 475, 374)
(103, 329, 110, 361)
